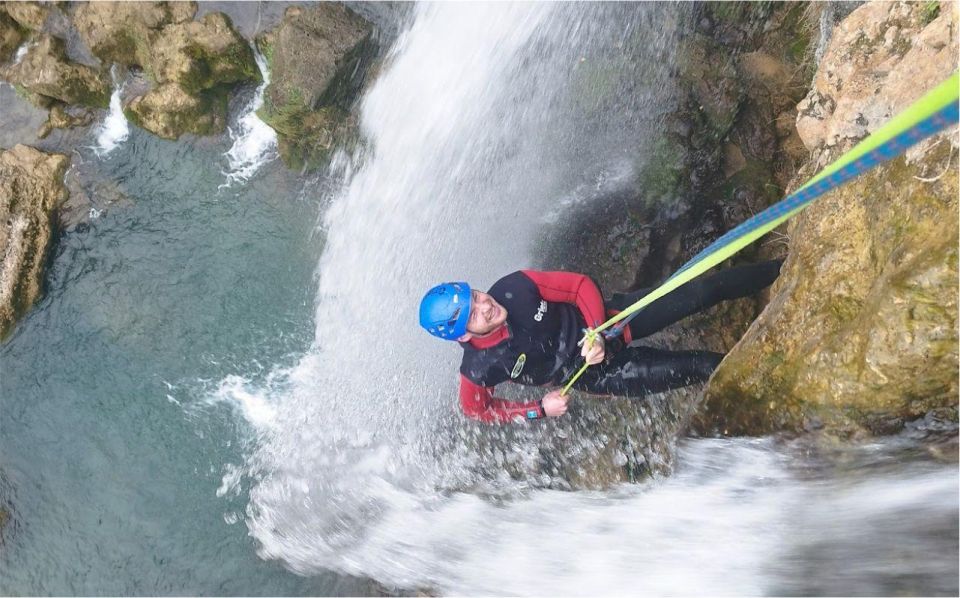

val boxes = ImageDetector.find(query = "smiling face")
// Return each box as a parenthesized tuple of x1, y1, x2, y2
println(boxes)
(461, 289, 508, 339)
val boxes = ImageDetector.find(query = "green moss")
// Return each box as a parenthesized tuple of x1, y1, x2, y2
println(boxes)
(719, 158, 780, 204)
(270, 105, 354, 172)
(636, 136, 688, 207)
(256, 37, 273, 67)
(122, 104, 143, 129)
(828, 295, 864, 323)
(12, 83, 31, 101)
(177, 40, 259, 95)
(920, 1, 941, 26)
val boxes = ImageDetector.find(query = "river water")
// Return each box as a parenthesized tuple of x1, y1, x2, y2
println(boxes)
(1, 3, 957, 596)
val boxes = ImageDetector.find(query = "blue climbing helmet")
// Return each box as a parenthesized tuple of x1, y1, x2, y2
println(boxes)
(419, 282, 472, 340)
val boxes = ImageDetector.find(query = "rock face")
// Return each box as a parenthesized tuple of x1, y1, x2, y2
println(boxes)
(0, 8, 25, 63)
(73, 1, 196, 67)
(0, 145, 70, 340)
(3, 1, 49, 32)
(125, 81, 225, 139)
(1, 33, 109, 108)
(257, 3, 376, 171)
(74, 1, 259, 140)
(700, 0, 959, 437)
(149, 12, 260, 94)
(546, 2, 811, 328)
(123, 12, 260, 139)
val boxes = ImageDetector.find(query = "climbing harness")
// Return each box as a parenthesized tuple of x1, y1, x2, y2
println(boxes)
(562, 72, 960, 396)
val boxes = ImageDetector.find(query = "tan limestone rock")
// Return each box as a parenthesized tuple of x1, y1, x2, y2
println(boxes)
(1, 34, 109, 107)
(0, 144, 70, 340)
(700, 0, 959, 436)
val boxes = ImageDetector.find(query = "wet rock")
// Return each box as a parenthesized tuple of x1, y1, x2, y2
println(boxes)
(36, 102, 95, 139)
(73, 1, 197, 68)
(677, 33, 743, 143)
(0, 144, 70, 340)
(73, 2, 258, 140)
(1, 34, 109, 108)
(257, 3, 376, 171)
(147, 12, 260, 94)
(545, 2, 810, 304)
(3, 1, 49, 32)
(0, 9, 25, 63)
(125, 81, 224, 139)
(700, 1, 959, 437)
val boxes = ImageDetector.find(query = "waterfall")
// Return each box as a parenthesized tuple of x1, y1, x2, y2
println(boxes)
(13, 41, 32, 65)
(221, 47, 277, 187)
(210, 3, 845, 592)
(93, 66, 129, 156)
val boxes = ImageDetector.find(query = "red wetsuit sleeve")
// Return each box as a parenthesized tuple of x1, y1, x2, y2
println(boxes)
(459, 375, 545, 423)
(521, 270, 605, 328)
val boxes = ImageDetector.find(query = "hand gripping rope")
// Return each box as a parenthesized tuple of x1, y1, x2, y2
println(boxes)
(562, 72, 960, 396)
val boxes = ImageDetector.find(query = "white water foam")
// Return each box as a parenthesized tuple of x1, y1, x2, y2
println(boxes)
(219, 3, 700, 592)
(13, 42, 32, 65)
(94, 67, 129, 156)
(207, 3, 960, 594)
(221, 47, 277, 187)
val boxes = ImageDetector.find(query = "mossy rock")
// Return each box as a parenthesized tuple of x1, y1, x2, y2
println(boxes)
(257, 3, 375, 172)
(3, 1, 49, 32)
(676, 33, 744, 142)
(264, 106, 356, 173)
(73, 1, 197, 70)
(148, 12, 260, 94)
(125, 82, 227, 139)
(635, 135, 690, 208)
(0, 10, 25, 63)
(699, 146, 959, 437)
(1, 34, 110, 108)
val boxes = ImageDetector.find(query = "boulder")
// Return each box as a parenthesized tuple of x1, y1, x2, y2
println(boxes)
(147, 12, 260, 94)
(0, 9, 24, 63)
(796, 0, 957, 167)
(1, 34, 109, 108)
(73, 1, 196, 68)
(124, 81, 224, 139)
(37, 103, 95, 139)
(73, 2, 258, 139)
(0, 145, 70, 340)
(3, 1, 48, 32)
(700, 0, 959, 437)
(257, 3, 375, 171)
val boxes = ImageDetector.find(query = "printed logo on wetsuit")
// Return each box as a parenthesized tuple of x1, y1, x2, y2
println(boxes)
(533, 300, 548, 322)
(510, 353, 526, 378)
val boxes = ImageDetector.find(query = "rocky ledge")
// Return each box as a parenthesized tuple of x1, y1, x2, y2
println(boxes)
(256, 3, 377, 172)
(699, 0, 958, 438)
(0, 145, 70, 340)
(74, 1, 261, 139)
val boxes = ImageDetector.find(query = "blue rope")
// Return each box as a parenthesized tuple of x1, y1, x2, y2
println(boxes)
(607, 101, 959, 338)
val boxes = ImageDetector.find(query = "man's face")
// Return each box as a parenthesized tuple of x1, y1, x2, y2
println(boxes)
(464, 289, 507, 336)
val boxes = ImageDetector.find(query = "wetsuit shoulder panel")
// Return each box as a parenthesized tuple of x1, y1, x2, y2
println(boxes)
(520, 270, 605, 329)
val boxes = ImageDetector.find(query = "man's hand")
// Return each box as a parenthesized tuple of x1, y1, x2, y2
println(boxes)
(542, 389, 570, 417)
(580, 332, 605, 365)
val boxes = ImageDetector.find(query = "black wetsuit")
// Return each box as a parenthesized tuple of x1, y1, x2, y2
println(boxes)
(573, 259, 783, 397)
(457, 261, 782, 422)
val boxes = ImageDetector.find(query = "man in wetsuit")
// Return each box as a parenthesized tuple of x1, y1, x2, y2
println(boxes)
(418, 261, 782, 423)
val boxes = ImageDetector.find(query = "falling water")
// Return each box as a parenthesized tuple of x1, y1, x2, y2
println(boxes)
(93, 66, 129, 156)
(13, 42, 32, 65)
(221, 47, 277, 187)
(207, 3, 960, 595)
